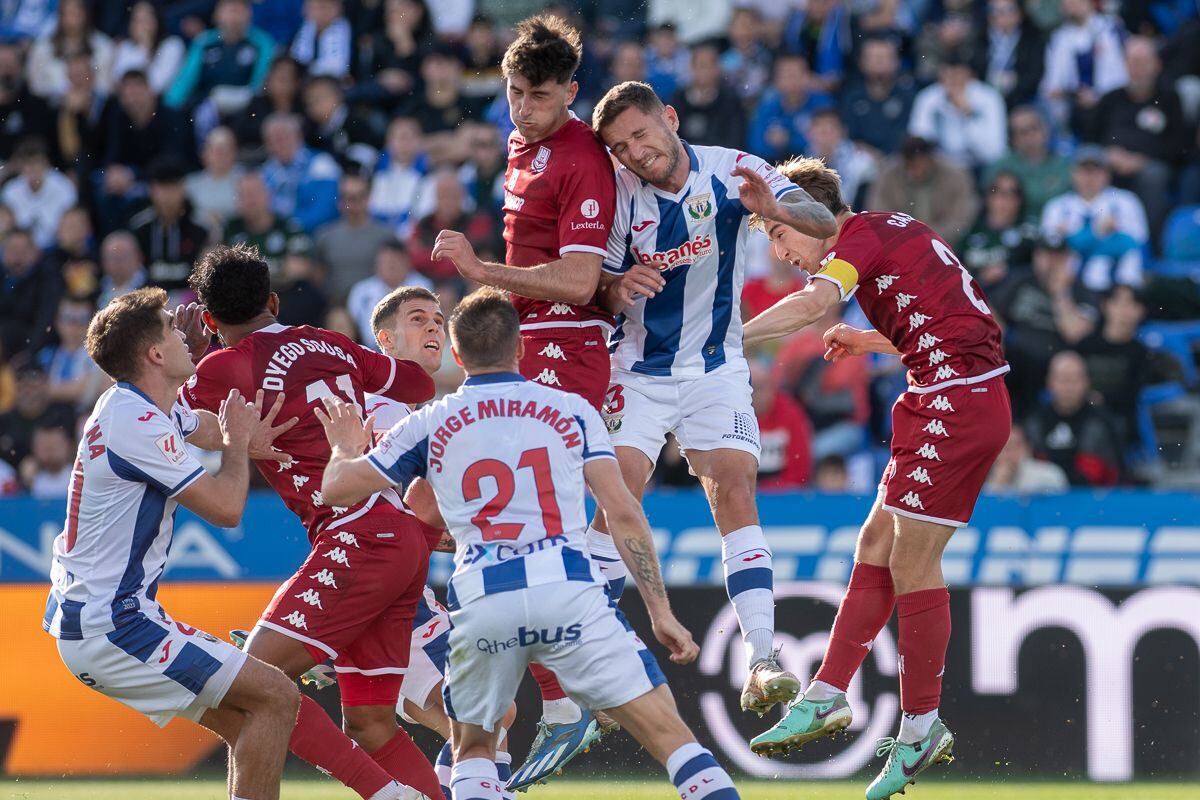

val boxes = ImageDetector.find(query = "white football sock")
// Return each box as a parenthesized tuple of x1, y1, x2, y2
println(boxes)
(541, 696, 582, 725)
(721, 525, 775, 665)
(803, 680, 844, 702)
(898, 709, 939, 744)
(451, 757, 502, 800)
(367, 783, 406, 800)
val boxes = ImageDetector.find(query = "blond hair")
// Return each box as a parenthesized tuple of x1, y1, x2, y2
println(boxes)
(748, 156, 848, 232)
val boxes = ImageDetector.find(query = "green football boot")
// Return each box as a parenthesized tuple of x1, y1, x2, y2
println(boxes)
(865, 719, 955, 799)
(749, 693, 853, 757)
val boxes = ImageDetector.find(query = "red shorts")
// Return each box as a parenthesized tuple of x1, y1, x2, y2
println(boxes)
(519, 325, 612, 412)
(259, 508, 430, 705)
(880, 376, 1011, 527)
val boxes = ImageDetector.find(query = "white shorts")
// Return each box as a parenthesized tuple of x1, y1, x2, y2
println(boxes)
(442, 581, 666, 731)
(399, 586, 451, 710)
(56, 613, 247, 728)
(603, 363, 760, 465)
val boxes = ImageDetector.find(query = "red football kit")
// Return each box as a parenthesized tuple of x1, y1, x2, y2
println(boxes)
(812, 211, 1011, 526)
(181, 322, 436, 703)
(503, 114, 616, 411)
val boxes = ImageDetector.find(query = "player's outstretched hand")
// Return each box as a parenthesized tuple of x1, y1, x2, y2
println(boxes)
(218, 389, 258, 450)
(652, 614, 700, 665)
(314, 396, 373, 455)
(614, 264, 666, 308)
(173, 301, 211, 364)
(432, 229, 485, 283)
(731, 165, 777, 219)
(822, 323, 869, 361)
(247, 390, 299, 463)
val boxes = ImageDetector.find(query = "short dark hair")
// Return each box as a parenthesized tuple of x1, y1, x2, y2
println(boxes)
(370, 286, 439, 335)
(449, 289, 519, 369)
(379, 237, 408, 256)
(501, 14, 582, 86)
(85, 287, 169, 382)
(810, 107, 843, 126)
(13, 137, 49, 162)
(189, 243, 271, 325)
(592, 81, 664, 135)
(749, 156, 849, 230)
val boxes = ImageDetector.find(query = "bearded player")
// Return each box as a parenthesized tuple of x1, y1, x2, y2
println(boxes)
(741, 158, 1011, 799)
(180, 244, 443, 800)
(429, 14, 624, 788)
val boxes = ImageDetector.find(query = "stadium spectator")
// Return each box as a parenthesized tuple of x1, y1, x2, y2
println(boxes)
(346, 238, 432, 345)
(110, 1, 185, 94)
(46, 206, 94, 274)
(97, 231, 148, 307)
(913, 2, 976, 84)
(302, 75, 383, 172)
(1025, 350, 1123, 486)
(1041, 146, 1149, 293)
(1040, 0, 1128, 132)
(0, 43, 55, 164)
(0, 366, 74, 469)
(406, 44, 485, 138)
(460, 14, 505, 107)
(1087, 36, 1188, 245)
(164, 0, 274, 117)
(974, 0, 1045, 108)
(458, 121, 506, 218)
(780, 0, 849, 93)
(721, 7, 773, 102)
(984, 105, 1072, 220)
(908, 52, 1007, 171)
(0, 139, 77, 249)
(961, 170, 1038, 289)
(647, 0, 730, 45)
(0, 0, 55, 41)
(838, 34, 917, 157)
(19, 423, 73, 499)
(991, 234, 1097, 415)
(290, 0, 353, 79)
(673, 42, 746, 150)
(316, 174, 395, 302)
(37, 296, 104, 410)
(984, 426, 1070, 494)
(26, 0, 114, 103)
(223, 171, 313, 277)
(54, 52, 105, 176)
(0, 228, 61, 357)
(231, 56, 304, 150)
(811, 453, 849, 493)
(130, 158, 209, 294)
(260, 112, 342, 232)
(644, 23, 689, 102)
(868, 135, 979, 248)
(608, 40, 648, 88)
(751, 359, 813, 489)
(408, 168, 499, 286)
(748, 54, 833, 164)
(354, 0, 436, 111)
(805, 108, 874, 208)
(186, 127, 245, 234)
(368, 116, 428, 236)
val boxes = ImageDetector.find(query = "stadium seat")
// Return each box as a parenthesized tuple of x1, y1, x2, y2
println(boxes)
(1149, 259, 1200, 280)
(1162, 205, 1200, 262)
(1131, 382, 1187, 466)
(1139, 321, 1200, 386)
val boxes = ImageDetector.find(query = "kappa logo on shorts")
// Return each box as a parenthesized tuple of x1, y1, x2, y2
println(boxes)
(916, 442, 942, 461)
(929, 395, 955, 413)
(548, 303, 572, 316)
(295, 588, 323, 608)
(282, 611, 308, 629)
(933, 365, 960, 381)
(534, 368, 562, 386)
(928, 349, 951, 366)
(539, 342, 567, 361)
(323, 547, 351, 566)
(906, 467, 933, 485)
(923, 420, 950, 437)
(309, 569, 339, 588)
(899, 491, 926, 510)
(332, 531, 360, 548)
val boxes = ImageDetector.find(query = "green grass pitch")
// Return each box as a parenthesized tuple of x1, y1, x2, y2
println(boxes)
(4, 780, 1199, 800)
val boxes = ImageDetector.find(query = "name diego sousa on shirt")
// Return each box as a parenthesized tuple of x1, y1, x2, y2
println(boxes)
(262, 338, 358, 390)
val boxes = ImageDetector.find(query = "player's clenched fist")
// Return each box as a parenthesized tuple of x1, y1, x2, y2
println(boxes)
(218, 388, 259, 449)
(652, 614, 700, 665)
(314, 396, 374, 456)
(822, 323, 871, 361)
(432, 229, 486, 283)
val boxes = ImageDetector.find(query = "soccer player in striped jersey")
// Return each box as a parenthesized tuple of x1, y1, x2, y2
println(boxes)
(45, 288, 299, 800)
(590, 81, 838, 717)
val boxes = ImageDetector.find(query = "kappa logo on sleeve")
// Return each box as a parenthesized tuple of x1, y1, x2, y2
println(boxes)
(155, 433, 187, 465)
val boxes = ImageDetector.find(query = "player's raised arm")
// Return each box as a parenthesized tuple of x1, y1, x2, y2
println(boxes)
(732, 161, 838, 240)
(175, 389, 260, 527)
(314, 396, 393, 508)
(434, 231, 604, 306)
(742, 278, 843, 346)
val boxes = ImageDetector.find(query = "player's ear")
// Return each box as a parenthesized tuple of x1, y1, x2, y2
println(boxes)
(515, 337, 525, 362)
(565, 80, 579, 107)
(267, 293, 280, 316)
(200, 309, 218, 335)
(451, 346, 464, 368)
(664, 104, 680, 132)
(375, 328, 391, 352)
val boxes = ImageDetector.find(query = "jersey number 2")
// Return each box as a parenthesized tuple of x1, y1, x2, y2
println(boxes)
(462, 448, 563, 540)
(932, 239, 991, 315)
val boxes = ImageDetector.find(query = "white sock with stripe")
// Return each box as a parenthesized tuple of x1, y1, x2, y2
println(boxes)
(367, 783, 406, 800)
(720, 525, 775, 665)
(667, 742, 740, 799)
(494, 751, 515, 800)
(587, 525, 628, 600)
(451, 757, 502, 799)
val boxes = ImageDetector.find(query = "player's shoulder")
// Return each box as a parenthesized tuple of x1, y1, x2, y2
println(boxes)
(696, 144, 746, 173)
(365, 393, 411, 428)
(102, 384, 173, 434)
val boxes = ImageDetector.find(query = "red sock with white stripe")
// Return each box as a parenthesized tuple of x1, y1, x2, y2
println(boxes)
(529, 663, 569, 704)
(287, 695, 395, 799)
(896, 587, 951, 727)
(369, 728, 445, 800)
(812, 562, 895, 695)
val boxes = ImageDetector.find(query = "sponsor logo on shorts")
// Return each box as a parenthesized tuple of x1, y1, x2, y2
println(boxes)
(928, 349, 951, 366)
(323, 547, 351, 566)
(908, 312, 932, 331)
(332, 531, 360, 548)
(282, 610, 308, 630)
(295, 589, 323, 608)
(310, 569, 338, 588)
(906, 467, 933, 486)
(899, 491, 926, 510)
(464, 534, 567, 565)
(933, 365, 960, 381)
(916, 332, 943, 352)
(916, 443, 942, 461)
(539, 342, 567, 361)
(929, 395, 955, 412)
(722, 411, 759, 446)
(534, 368, 562, 386)
(923, 420, 949, 437)
(476, 623, 583, 654)
(293, 475, 309, 491)
(548, 303, 573, 316)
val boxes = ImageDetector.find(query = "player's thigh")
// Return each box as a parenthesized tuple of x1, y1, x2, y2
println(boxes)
(599, 684, 695, 765)
(443, 594, 529, 732)
(215, 651, 298, 719)
(674, 366, 760, 465)
(601, 371, 678, 467)
(530, 582, 666, 714)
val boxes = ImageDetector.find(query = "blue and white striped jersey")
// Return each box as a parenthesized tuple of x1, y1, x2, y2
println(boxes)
(365, 373, 614, 610)
(44, 383, 205, 640)
(603, 144, 800, 377)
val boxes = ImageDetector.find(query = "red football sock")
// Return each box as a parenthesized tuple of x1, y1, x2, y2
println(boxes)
(288, 695, 394, 799)
(896, 587, 952, 715)
(369, 729, 445, 800)
(813, 562, 896, 691)
(529, 663, 568, 701)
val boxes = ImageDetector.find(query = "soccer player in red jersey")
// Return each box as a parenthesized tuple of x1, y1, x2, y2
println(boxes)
(740, 159, 1011, 799)
(180, 244, 443, 800)
(429, 15, 624, 787)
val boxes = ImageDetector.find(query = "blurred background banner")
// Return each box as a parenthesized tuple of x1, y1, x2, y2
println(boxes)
(3, 490, 1198, 780)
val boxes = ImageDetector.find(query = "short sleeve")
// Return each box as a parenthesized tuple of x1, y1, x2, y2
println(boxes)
(731, 152, 801, 204)
(171, 403, 200, 437)
(571, 396, 616, 462)
(108, 412, 205, 497)
(556, 143, 616, 259)
(602, 176, 635, 275)
(366, 408, 430, 487)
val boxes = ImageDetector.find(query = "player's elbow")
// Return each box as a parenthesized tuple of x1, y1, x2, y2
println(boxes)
(203, 506, 242, 528)
(565, 281, 596, 307)
(320, 479, 356, 509)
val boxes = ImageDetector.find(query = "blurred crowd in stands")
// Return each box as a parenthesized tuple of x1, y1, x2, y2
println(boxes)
(2, 0, 1199, 499)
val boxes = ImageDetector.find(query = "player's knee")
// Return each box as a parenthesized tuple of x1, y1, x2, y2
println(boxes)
(244, 665, 299, 722)
(712, 472, 756, 513)
(342, 705, 397, 750)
